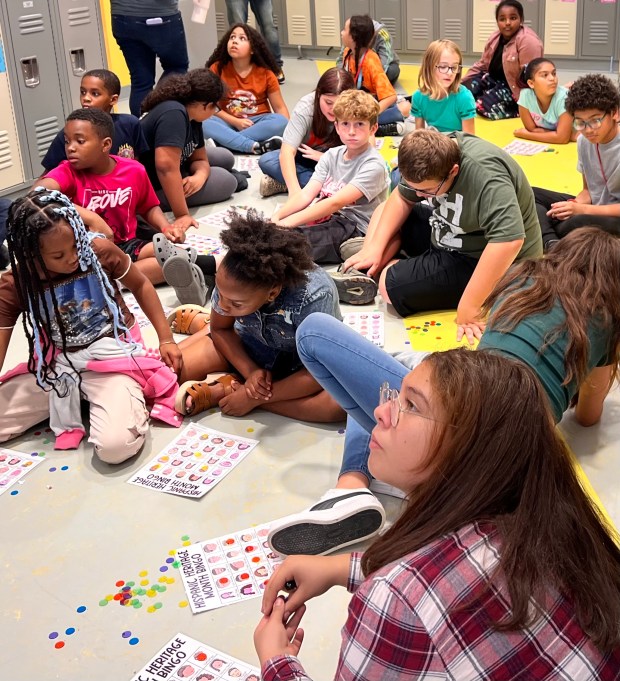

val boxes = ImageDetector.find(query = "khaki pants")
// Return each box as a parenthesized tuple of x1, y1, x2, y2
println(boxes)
(0, 372, 149, 464)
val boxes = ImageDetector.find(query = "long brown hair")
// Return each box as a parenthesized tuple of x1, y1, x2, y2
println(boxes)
(347, 14, 375, 75)
(362, 348, 620, 650)
(206, 23, 279, 76)
(312, 68, 355, 145)
(483, 227, 620, 391)
(418, 39, 463, 100)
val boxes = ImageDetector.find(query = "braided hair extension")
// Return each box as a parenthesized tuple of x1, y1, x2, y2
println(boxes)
(6, 187, 136, 394)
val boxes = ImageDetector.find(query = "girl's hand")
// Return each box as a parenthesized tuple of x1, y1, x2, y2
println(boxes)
(513, 128, 527, 139)
(182, 174, 204, 197)
(254, 597, 305, 667)
(245, 368, 272, 400)
(159, 342, 183, 375)
(548, 200, 580, 220)
(298, 144, 323, 162)
(234, 117, 254, 130)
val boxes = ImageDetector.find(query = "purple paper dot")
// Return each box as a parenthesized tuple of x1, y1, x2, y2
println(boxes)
(165, 557, 174, 564)
(122, 586, 131, 592)
(49, 632, 59, 640)
(159, 565, 168, 572)
(122, 631, 131, 639)
(337, 428, 345, 434)
(49, 467, 57, 472)
(65, 627, 75, 636)
(405, 341, 410, 345)
(76, 606, 86, 613)
(129, 637, 139, 645)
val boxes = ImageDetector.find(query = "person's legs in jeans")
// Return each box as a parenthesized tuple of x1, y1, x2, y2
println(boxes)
(152, 13, 189, 83)
(259, 151, 315, 187)
(225, 0, 249, 25)
(202, 116, 257, 153)
(378, 103, 405, 125)
(248, 0, 283, 66)
(236, 113, 288, 143)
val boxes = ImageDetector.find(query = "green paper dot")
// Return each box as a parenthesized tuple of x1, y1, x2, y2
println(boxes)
(159, 585, 167, 592)
(154, 602, 163, 610)
(181, 535, 189, 541)
(99, 599, 108, 607)
(172, 561, 180, 568)
(133, 601, 142, 609)
(39, 452, 45, 457)
(126, 581, 135, 587)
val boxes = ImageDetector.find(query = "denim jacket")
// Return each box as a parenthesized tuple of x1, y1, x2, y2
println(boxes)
(211, 267, 341, 375)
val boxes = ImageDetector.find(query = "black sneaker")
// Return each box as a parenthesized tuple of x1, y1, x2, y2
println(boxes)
(256, 136, 283, 154)
(376, 121, 405, 137)
(277, 70, 285, 84)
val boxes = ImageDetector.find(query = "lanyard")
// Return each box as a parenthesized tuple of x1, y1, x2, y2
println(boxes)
(346, 49, 367, 90)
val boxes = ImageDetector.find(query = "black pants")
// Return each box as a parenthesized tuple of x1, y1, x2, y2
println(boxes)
(293, 214, 364, 265)
(533, 187, 620, 248)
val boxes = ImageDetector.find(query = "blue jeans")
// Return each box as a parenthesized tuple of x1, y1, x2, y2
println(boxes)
(296, 313, 412, 481)
(225, 0, 283, 66)
(203, 113, 288, 153)
(112, 13, 189, 117)
(258, 150, 315, 187)
(378, 103, 404, 125)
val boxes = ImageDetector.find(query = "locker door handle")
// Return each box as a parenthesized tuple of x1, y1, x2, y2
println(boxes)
(20, 57, 40, 87)
(69, 48, 86, 76)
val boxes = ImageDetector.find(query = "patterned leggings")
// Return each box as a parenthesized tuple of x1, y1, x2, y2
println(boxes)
(464, 74, 518, 120)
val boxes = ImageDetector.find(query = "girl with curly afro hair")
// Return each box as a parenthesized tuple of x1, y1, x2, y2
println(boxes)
(203, 24, 289, 155)
(170, 209, 344, 422)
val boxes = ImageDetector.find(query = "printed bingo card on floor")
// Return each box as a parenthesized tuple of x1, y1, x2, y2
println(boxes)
(129, 633, 260, 681)
(343, 311, 385, 347)
(177, 524, 283, 613)
(0, 449, 45, 496)
(127, 424, 258, 499)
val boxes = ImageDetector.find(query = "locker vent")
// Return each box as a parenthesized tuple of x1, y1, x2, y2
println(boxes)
(18, 13, 45, 35)
(0, 130, 14, 171)
(410, 18, 430, 41)
(587, 21, 609, 45)
(318, 16, 338, 39)
(35, 117, 61, 158)
(549, 21, 570, 45)
(478, 20, 496, 44)
(289, 15, 309, 38)
(379, 17, 397, 43)
(67, 7, 92, 27)
(443, 19, 463, 43)
(216, 10, 227, 35)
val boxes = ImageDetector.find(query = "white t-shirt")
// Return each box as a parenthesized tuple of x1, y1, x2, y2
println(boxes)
(517, 85, 568, 130)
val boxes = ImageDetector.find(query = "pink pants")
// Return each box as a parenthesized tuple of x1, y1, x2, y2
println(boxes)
(0, 372, 149, 464)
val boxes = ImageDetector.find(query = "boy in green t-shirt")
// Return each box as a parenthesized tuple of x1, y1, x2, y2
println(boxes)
(340, 129, 542, 343)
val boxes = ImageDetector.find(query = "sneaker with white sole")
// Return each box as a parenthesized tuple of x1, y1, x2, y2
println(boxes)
(339, 236, 365, 262)
(260, 175, 288, 198)
(376, 121, 405, 137)
(331, 267, 378, 305)
(268, 488, 385, 556)
(256, 136, 283, 154)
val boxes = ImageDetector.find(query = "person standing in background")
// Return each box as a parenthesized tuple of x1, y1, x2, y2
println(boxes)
(224, 0, 285, 84)
(111, 0, 190, 117)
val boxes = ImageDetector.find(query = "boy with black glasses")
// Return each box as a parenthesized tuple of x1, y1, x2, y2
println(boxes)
(533, 74, 620, 251)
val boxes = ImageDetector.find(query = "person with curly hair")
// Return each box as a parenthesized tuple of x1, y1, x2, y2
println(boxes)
(533, 73, 620, 250)
(168, 209, 344, 422)
(139, 69, 238, 223)
(203, 24, 289, 155)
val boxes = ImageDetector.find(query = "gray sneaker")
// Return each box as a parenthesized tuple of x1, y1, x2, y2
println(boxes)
(331, 267, 378, 305)
(339, 236, 365, 262)
(260, 175, 287, 197)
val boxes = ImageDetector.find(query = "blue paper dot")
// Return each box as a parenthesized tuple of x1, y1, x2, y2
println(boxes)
(65, 627, 75, 636)
(61, 465, 69, 471)
(76, 606, 86, 613)
(129, 637, 139, 645)
(10, 490, 18, 496)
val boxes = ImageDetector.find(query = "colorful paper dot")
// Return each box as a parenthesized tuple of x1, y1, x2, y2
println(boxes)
(10, 490, 18, 496)
(182, 540, 190, 547)
(165, 557, 174, 564)
(38, 451, 45, 456)
(158, 576, 167, 584)
(247, 428, 254, 433)
(172, 561, 180, 569)
(168, 550, 175, 556)
(54, 641, 65, 650)
(154, 602, 163, 610)
(178, 600, 189, 608)
(105, 594, 113, 601)
(159, 565, 168, 572)
(159, 585, 167, 593)
(140, 579, 149, 586)
(122, 631, 131, 639)
(61, 466, 69, 471)
(49, 631, 59, 640)
(166, 577, 175, 584)
(139, 570, 148, 577)
(65, 627, 75, 636)
(99, 599, 108, 607)
(181, 535, 190, 541)
(49, 467, 57, 472)
(121, 585, 131, 592)
(147, 606, 156, 613)
(129, 637, 139, 645)
(146, 589, 156, 598)
(115, 580, 124, 587)
(133, 601, 142, 609)
(126, 581, 135, 587)
(76, 605, 86, 613)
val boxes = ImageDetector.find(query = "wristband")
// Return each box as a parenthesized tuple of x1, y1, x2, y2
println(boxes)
(159, 340, 177, 346)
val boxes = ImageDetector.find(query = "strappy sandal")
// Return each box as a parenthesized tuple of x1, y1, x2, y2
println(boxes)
(153, 233, 197, 267)
(167, 304, 210, 335)
(175, 374, 239, 416)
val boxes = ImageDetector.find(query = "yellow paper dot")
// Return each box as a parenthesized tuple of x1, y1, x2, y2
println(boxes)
(195, 452, 203, 458)
(139, 570, 148, 577)
(146, 589, 156, 597)
(178, 600, 189, 608)
(168, 549, 175, 556)
(166, 577, 175, 584)
(147, 605, 156, 613)
(182, 540, 191, 546)
(140, 579, 149, 586)
(158, 576, 167, 583)
(247, 428, 254, 433)
(105, 594, 113, 601)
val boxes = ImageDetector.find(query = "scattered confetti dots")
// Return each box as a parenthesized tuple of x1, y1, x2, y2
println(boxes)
(61, 465, 69, 471)
(49, 467, 57, 472)
(168, 550, 175, 557)
(122, 586, 131, 592)
(140, 579, 149, 586)
(159, 565, 168, 573)
(147, 606, 156, 613)
(49, 632, 59, 640)
(113, 594, 123, 601)
(146, 589, 156, 598)
(178, 600, 189, 608)
(99, 599, 108, 607)
(159, 585, 167, 593)
(122, 631, 131, 639)
(182, 541, 191, 547)
(129, 637, 139, 645)
(158, 576, 167, 584)
(76, 606, 86, 613)
(10, 490, 18, 496)
(133, 601, 142, 609)
(54, 641, 65, 650)
(65, 627, 75, 636)
(126, 581, 135, 587)
(154, 602, 163, 610)
(172, 561, 180, 569)
(247, 428, 254, 433)
(39, 451, 45, 456)
(139, 570, 148, 577)
(115, 580, 125, 587)
(405, 341, 410, 345)
(165, 557, 174, 564)
(181, 535, 190, 541)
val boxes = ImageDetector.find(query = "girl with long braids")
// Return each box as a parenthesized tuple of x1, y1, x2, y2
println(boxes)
(0, 188, 183, 461)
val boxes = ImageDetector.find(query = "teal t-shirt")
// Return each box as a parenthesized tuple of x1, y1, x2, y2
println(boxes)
(517, 85, 569, 130)
(479, 299, 612, 423)
(411, 86, 476, 133)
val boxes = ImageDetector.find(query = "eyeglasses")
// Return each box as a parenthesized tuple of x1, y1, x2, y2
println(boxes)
(435, 64, 462, 75)
(379, 382, 448, 428)
(573, 114, 606, 131)
(409, 174, 449, 198)
(205, 103, 221, 113)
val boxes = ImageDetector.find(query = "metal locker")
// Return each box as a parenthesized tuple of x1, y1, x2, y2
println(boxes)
(580, 0, 617, 59)
(522, 0, 541, 38)
(342, 0, 372, 21)
(543, 0, 577, 57)
(405, 0, 434, 52)
(1, 0, 66, 179)
(373, 0, 402, 51)
(55, 0, 106, 110)
(315, 0, 341, 47)
(0, 24, 25, 191)
(214, 0, 228, 39)
(286, 0, 313, 46)
(472, 0, 498, 54)
(439, 0, 470, 53)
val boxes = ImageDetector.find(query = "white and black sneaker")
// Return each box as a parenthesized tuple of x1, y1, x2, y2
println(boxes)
(268, 488, 386, 556)
(256, 136, 283, 154)
(331, 266, 378, 305)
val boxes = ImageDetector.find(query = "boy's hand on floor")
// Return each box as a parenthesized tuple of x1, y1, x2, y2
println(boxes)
(456, 305, 486, 345)
(170, 215, 198, 235)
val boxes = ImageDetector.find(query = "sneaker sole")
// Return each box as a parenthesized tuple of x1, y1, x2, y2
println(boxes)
(333, 275, 378, 305)
(269, 508, 384, 556)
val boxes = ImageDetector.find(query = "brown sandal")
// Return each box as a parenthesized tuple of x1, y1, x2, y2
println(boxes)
(167, 304, 210, 335)
(175, 374, 239, 416)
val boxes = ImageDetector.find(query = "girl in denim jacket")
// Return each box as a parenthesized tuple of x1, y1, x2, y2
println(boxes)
(174, 209, 344, 421)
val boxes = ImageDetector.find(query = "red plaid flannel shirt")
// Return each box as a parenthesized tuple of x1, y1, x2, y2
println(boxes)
(262, 522, 620, 680)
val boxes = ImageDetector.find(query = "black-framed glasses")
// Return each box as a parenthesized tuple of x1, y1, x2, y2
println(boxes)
(573, 114, 606, 131)
(435, 64, 462, 75)
(409, 174, 449, 198)
(379, 382, 451, 428)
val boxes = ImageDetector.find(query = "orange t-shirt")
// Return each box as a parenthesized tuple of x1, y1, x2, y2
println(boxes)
(342, 48, 395, 102)
(210, 61, 279, 118)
